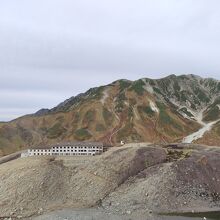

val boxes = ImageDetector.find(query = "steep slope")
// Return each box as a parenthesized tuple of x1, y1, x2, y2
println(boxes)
(0, 74, 220, 156)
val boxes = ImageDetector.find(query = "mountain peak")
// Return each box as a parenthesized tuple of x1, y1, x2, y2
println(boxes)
(1, 74, 220, 157)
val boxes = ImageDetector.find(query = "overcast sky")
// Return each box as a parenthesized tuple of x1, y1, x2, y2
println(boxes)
(0, 0, 220, 121)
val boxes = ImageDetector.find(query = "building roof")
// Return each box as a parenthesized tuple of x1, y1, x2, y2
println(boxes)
(30, 142, 103, 149)
(51, 142, 103, 148)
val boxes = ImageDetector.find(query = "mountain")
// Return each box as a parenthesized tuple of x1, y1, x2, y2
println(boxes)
(1, 74, 220, 156)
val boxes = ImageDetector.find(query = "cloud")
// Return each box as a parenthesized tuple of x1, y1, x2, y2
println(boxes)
(0, 0, 220, 121)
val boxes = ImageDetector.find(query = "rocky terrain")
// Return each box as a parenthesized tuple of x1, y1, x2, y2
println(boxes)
(1, 74, 220, 156)
(0, 143, 220, 219)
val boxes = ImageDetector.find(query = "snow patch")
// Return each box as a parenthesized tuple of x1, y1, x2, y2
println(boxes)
(182, 119, 220, 143)
(149, 101, 159, 113)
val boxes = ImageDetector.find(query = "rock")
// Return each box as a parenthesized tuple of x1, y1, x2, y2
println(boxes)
(126, 210, 131, 215)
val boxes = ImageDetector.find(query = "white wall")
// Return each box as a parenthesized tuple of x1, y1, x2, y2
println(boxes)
(27, 145, 103, 157)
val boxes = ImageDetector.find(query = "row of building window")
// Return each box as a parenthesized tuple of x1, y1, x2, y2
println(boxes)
(33, 153, 95, 156)
(31, 148, 102, 152)
(31, 149, 101, 153)
(52, 146, 102, 149)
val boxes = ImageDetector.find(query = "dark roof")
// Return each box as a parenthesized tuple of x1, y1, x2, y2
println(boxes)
(31, 142, 103, 149)
(51, 142, 103, 148)
(31, 145, 52, 150)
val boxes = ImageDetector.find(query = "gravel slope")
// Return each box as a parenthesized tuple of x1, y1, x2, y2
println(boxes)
(0, 143, 220, 219)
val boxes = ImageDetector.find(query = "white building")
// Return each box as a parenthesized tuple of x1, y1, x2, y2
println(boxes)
(22, 142, 103, 157)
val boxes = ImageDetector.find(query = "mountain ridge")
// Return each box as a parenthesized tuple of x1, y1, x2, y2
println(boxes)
(1, 74, 220, 156)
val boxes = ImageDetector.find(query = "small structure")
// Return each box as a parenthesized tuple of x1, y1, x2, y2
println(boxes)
(21, 142, 103, 157)
(120, 140, 125, 146)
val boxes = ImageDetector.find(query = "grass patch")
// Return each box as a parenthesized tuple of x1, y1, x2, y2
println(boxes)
(74, 128, 92, 141)
(47, 122, 66, 139)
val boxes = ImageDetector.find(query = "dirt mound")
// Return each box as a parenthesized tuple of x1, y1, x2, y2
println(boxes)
(0, 144, 166, 218)
(0, 143, 220, 219)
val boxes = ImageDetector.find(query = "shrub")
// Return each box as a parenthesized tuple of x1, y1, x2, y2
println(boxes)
(129, 80, 145, 95)
(119, 80, 131, 91)
(204, 106, 220, 122)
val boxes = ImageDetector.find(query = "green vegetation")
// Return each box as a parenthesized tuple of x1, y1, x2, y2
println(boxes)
(129, 79, 145, 95)
(74, 128, 92, 141)
(115, 92, 127, 113)
(144, 106, 155, 117)
(166, 149, 191, 162)
(83, 110, 95, 124)
(204, 106, 220, 122)
(118, 80, 131, 91)
(87, 86, 105, 100)
(153, 87, 163, 95)
(156, 102, 182, 131)
(47, 122, 67, 139)
(138, 105, 155, 118)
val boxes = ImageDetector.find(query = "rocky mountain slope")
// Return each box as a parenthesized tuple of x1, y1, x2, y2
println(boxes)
(0, 143, 220, 219)
(1, 74, 220, 156)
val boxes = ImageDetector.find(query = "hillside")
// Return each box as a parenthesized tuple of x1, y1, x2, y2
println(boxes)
(0, 143, 220, 219)
(1, 74, 220, 156)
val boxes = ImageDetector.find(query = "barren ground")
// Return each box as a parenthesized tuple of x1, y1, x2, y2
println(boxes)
(0, 143, 220, 219)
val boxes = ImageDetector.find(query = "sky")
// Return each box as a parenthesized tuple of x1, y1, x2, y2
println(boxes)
(0, 0, 220, 121)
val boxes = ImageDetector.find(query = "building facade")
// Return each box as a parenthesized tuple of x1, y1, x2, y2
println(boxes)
(22, 142, 103, 157)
